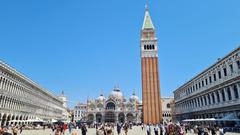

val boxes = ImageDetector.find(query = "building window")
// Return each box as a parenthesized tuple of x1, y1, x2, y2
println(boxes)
(237, 61, 240, 69)
(218, 71, 222, 79)
(144, 45, 147, 50)
(193, 85, 195, 91)
(209, 76, 212, 83)
(167, 103, 170, 108)
(208, 95, 211, 105)
(202, 81, 204, 87)
(204, 96, 207, 105)
(199, 82, 201, 88)
(152, 45, 155, 50)
(229, 64, 234, 73)
(223, 68, 227, 76)
(197, 98, 200, 106)
(227, 87, 232, 100)
(233, 85, 239, 99)
(216, 91, 220, 103)
(196, 84, 198, 90)
(213, 74, 216, 81)
(221, 89, 225, 102)
(212, 93, 215, 104)
(200, 98, 203, 106)
(205, 78, 208, 85)
(147, 45, 150, 50)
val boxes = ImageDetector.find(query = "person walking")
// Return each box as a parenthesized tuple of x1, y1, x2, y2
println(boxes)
(68, 122, 72, 134)
(154, 125, 159, 135)
(141, 124, 144, 130)
(123, 123, 129, 135)
(219, 126, 224, 135)
(55, 128, 63, 135)
(117, 123, 122, 135)
(81, 124, 87, 135)
(19, 126, 23, 134)
(2, 127, 12, 135)
(12, 127, 18, 135)
(146, 124, 151, 135)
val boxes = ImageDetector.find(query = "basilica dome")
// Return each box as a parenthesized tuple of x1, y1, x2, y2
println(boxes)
(109, 87, 123, 99)
(97, 94, 105, 101)
(130, 93, 139, 102)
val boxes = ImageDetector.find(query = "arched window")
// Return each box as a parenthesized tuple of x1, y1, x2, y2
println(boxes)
(147, 45, 150, 50)
(212, 93, 215, 104)
(233, 85, 239, 99)
(221, 89, 225, 101)
(227, 87, 232, 100)
(167, 103, 170, 108)
(208, 94, 211, 104)
(152, 45, 155, 49)
(144, 45, 147, 50)
(216, 91, 220, 103)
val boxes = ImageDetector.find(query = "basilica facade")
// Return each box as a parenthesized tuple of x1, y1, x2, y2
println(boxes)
(83, 87, 142, 124)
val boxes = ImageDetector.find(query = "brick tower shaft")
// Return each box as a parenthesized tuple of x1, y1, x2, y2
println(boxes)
(141, 6, 162, 124)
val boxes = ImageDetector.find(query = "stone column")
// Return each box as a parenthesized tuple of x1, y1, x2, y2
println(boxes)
(218, 90, 223, 103)
(233, 60, 239, 73)
(198, 97, 202, 107)
(209, 94, 213, 105)
(201, 96, 204, 106)
(213, 92, 217, 104)
(229, 85, 235, 100)
(237, 83, 240, 101)
(224, 88, 229, 101)
(205, 95, 209, 106)
(192, 100, 195, 109)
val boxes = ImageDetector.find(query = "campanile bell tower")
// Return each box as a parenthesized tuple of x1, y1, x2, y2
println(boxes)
(141, 5, 162, 124)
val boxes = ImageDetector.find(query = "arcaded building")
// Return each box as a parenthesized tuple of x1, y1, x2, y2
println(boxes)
(84, 87, 142, 124)
(0, 60, 66, 127)
(174, 47, 240, 121)
(141, 6, 162, 124)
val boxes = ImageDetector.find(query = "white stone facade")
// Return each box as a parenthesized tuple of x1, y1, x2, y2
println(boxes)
(58, 93, 69, 121)
(161, 97, 174, 123)
(0, 60, 66, 127)
(73, 103, 87, 122)
(173, 47, 240, 121)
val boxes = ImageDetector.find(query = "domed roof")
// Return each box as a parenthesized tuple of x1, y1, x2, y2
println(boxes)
(130, 92, 139, 102)
(97, 94, 105, 101)
(109, 87, 123, 99)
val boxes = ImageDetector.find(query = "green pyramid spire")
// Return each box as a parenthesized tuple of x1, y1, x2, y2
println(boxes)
(142, 6, 155, 30)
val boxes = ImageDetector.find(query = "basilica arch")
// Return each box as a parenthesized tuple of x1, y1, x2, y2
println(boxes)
(118, 112, 125, 123)
(105, 101, 116, 110)
(96, 113, 102, 123)
(87, 114, 94, 123)
(126, 113, 134, 122)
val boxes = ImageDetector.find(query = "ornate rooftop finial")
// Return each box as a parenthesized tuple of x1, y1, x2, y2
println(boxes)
(100, 90, 104, 96)
(132, 90, 136, 95)
(145, 0, 149, 11)
(61, 90, 64, 96)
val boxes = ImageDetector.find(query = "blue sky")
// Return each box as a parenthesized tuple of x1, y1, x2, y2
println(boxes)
(0, 0, 240, 108)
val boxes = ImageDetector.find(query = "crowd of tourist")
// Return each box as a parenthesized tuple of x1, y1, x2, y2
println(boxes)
(0, 125, 24, 135)
(0, 120, 236, 135)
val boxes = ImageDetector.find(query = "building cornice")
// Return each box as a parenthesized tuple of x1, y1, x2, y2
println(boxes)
(0, 60, 62, 103)
(174, 46, 240, 93)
